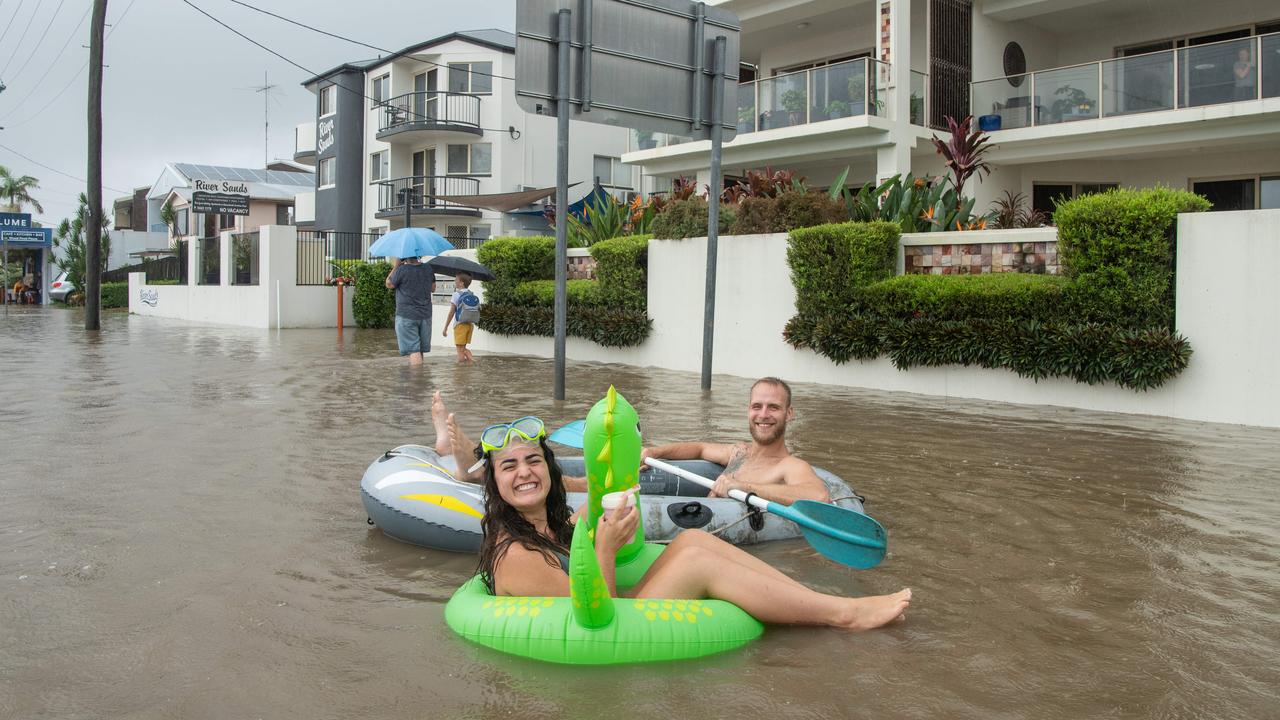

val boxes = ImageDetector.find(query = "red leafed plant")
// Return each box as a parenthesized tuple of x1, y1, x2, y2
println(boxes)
(930, 115, 993, 205)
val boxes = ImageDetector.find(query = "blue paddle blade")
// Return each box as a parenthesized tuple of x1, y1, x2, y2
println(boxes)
(772, 500, 888, 570)
(548, 420, 586, 448)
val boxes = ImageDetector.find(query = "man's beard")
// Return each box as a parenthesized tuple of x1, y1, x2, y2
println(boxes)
(749, 418, 786, 445)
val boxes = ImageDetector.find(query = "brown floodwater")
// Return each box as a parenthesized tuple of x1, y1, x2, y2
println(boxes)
(2, 307, 1278, 719)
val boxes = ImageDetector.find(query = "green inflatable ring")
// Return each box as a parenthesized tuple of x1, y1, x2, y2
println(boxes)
(444, 387, 764, 664)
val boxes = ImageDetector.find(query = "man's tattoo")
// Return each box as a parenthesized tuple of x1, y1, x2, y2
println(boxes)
(723, 444, 748, 479)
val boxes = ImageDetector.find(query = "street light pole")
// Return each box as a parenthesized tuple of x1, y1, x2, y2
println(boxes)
(85, 0, 108, 331)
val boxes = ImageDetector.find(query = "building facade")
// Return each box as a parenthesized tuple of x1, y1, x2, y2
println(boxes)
(293, 29, 635, 246)
(623, 0, 1280, 214)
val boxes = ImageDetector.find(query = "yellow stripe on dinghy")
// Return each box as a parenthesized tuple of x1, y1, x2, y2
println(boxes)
(400, 494, 484, 519)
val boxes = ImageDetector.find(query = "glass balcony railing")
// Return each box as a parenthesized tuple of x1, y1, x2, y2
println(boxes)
(628, 56, 911, 151)
(972, 31, 1278, 131)
(910, 70, 928, 125)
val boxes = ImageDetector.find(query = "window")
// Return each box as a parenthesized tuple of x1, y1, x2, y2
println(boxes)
(1192, 175, 1280, 210)
(446, 143, 491, 174)
(1032, 182, 1119, 218)
(219, 213, 237, 230)
(448, 62, 493, 94)
(319, 85, 336, 116)
(319, 157, 336, 187)
(593, 155, 631, 188)
(276, 204, 291, 226)
(174, 207, 190, 235)
(370, 74, 390, 104)
(472, 225, 491, 244)
(370, 150, 389, 181)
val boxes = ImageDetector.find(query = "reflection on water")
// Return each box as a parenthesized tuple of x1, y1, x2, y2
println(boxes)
(2, 309, 1278, 719)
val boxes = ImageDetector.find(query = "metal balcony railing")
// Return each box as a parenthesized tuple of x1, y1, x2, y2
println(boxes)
(376, 176, 481, 215)
(971, 31, 1279, 130)
(378, 91, 482, 134)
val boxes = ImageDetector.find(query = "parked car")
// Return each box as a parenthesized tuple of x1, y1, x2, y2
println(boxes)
(49, 271, 75, 303)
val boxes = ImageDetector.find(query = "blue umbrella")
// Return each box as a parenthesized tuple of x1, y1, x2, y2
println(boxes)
(368, 228, 454, 259)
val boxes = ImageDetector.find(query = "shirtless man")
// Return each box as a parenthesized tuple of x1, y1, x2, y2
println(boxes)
(640, 377, 830, 505)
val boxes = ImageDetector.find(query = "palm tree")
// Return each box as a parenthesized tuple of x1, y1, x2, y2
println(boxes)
(0, 165, 45, 214)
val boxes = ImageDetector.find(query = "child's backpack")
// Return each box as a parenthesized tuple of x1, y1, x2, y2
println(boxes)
(456, 289, 481, 324)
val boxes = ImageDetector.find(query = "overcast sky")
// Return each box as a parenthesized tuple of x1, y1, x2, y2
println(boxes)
(0, 0, 516, 227)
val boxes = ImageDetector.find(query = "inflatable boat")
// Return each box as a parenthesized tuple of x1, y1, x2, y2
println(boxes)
(360, 445, 866, 552)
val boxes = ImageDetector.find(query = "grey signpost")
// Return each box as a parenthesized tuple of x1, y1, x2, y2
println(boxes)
(515, 0, 739, 399)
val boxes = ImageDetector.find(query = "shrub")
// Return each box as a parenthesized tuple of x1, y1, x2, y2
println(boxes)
(855, 273, 1071, 322)
(149, 279, 179, 286)
(511, 279, 605, 308)
(476, 236, 556, 304)
(1054, 187, 1209, 279)
(101, 282, 128, 309)
(773, 191, 846, 232)
(787, 221, 900, 319)
(352, 261, 395, 329)
(591, 234, 648, 311)
(651, 198, 736, 240)
(479, 304, 652, 348)
(728, 196, 777, 234)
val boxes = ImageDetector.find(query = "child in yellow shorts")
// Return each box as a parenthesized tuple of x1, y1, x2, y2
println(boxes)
(442, 272, 476, 363)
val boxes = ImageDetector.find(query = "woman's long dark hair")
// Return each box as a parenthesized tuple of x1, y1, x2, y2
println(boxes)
(476, 438, 573, 594)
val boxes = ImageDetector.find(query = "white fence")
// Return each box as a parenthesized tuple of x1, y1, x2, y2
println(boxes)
(456, 210, 1280, 428)
(128, 225, 351, 328)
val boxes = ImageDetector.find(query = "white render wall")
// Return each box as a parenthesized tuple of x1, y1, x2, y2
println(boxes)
(128, 225, 352, 329)
(461, 211, 1280, 428)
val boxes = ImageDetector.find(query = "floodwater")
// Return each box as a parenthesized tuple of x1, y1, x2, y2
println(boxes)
(2, 307, 1278, 720)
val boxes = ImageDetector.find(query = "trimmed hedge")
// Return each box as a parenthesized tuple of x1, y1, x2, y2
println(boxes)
(479, 304, 652, 348)
(784, 314, 1192, 391)
(102, 282, 128, 308)
(590, 234, 648, 311)
(511, 279, 605, 307)
(730, 192, 847, 235)
(476, 236, 555, 304)
(787, 221, 900, 319)
(651, 198, 737, 239)
(854, 273, 1072, 322)
(353, 261, 395, 329)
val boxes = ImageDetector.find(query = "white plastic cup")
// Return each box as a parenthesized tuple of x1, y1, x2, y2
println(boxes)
(600, 487, 638, 521)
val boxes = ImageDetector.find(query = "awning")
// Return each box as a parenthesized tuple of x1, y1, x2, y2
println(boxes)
(433, 182, 582, 213)
(506, 184, 615, 218)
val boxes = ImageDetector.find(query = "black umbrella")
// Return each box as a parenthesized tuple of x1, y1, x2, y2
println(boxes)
(426, 254, 495, 281)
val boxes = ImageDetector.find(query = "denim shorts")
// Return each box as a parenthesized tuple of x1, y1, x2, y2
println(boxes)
(394, 315, 432, 355)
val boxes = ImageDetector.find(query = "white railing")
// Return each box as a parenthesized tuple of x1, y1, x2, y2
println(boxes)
(972, 31, 1279, 130)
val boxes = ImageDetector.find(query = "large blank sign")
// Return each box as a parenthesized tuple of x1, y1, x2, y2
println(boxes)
(516, 0, 740, 141)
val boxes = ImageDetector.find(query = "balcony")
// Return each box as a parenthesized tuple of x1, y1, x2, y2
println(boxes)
(374, 176, 482, 220)
(375, 92, 483, 143)
(294, 122, 316, 165)
(972, 32, 1280, 131)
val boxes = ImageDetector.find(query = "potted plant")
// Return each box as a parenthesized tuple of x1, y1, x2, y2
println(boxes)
(1050, 85, 1091, 122)
(781, 88, 806, 124)
(824, 100, 851, 119)
(635, 130, 656, 150)
(737, 104, 757, 132)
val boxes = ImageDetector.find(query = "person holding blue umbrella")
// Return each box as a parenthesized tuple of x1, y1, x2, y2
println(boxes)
(375, 228, 454, 365)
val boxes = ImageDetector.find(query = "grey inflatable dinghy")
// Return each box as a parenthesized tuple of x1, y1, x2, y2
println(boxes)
(360, 445, 866, 552)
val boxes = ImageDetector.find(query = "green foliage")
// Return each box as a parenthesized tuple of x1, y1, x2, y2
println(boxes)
(650, 198, 736, 240)
(329, 259, 363, 281)
(784, 314, 1192, 391)
(727, 192, 845, 234)
(352, 261, 395, 329)
(476, 236, 556, 303)
(569, 195, 630, 247)
(52, 193, 111, 291)
(591, 234, 648, 311)
(0, 165, 44, 214)
(1054, 187, 1209, 279)
(479, 304, 652, 348)
(787, 221, 900, 319)
(511, 279, 605, 307)
(856, 273, 1071, 322)
(149, 279, 179, 286)
(100, 282, 128, 309)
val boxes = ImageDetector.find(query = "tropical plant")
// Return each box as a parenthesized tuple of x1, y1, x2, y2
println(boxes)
(0, 165, 44, 214)
(52, 193, 111, 293)
(722, 167, 806, 203)
(988, 190, 1048, 229)
(568, 193, 630, 246)
(930, 115, 993, 205)
(159, 200, 179, 241)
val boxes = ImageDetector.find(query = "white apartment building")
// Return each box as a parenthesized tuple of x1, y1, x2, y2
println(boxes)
(293, 29, 635, 247)
(623, 0, 1280, 215)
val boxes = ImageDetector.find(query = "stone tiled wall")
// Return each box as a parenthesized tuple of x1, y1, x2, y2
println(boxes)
(904, 241, 1059, 275)
(567, 255, 597, 279)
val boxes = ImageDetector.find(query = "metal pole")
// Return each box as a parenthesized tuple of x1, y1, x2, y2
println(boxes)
(553, 8, 571, 401)
(85, 0, 107, 330)
(701, 36, 726, 392)
(404, 186, 411, 231)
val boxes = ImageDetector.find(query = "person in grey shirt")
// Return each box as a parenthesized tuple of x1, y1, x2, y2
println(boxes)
(385, 258, 436, 365)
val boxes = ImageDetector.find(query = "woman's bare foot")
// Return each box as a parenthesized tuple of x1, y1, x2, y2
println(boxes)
(432, 391, 451, 456)
(838, 589, 912, 631)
